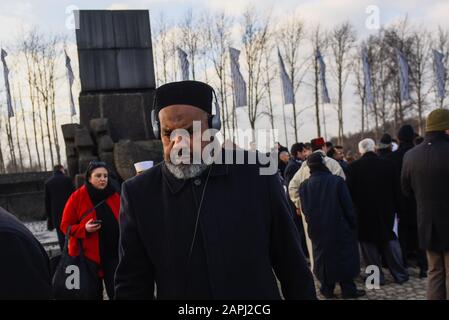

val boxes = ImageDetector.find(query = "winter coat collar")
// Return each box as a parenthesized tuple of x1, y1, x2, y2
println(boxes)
(162, 162, 228, 194)
(424, 131, 449, 144)
(361, 151, 377, 159)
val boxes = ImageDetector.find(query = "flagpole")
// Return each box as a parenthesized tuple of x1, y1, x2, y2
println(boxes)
(321, 101, 328, 141)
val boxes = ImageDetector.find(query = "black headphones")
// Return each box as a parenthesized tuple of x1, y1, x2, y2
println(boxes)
(151, 87, 221, 139)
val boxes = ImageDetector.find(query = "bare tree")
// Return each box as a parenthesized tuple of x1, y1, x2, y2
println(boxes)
(409, 28, 432, 134)
(22, 31, 43, 170)
(17, 83, 33, 168)
(202, 11, 233, 140)
(329, 22, 356, 144)
(241, 7, 271, 140)
(277, 15, 307, 142)
(310, 25, 327, 137)
(180, 9, 200, 80)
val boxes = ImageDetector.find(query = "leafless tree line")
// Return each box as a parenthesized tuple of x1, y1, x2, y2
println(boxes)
(152, 9, 449, 146)
(0, 31, 65, 173)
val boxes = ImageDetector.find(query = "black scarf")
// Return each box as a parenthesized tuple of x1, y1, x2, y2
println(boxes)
(85, 181, 116, 206)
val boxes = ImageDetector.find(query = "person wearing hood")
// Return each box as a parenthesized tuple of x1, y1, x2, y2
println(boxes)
(60, 160, 121, 299)
(299, 153, 365, 299)
(390, 125, 427, 278)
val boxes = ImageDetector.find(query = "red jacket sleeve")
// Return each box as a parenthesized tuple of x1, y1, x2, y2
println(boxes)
(60, 191, 87, 239)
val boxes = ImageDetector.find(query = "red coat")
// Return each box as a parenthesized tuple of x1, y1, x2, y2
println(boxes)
(60, 185, 120, 266)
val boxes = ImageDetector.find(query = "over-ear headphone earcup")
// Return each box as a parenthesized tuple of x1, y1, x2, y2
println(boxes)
(151, 109, 160, 139)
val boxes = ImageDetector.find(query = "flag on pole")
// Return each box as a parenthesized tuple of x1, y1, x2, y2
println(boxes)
(278, 49, 294, 105)
(177, 47, 189, 81)
(65, 50, 76, 116)
(396, 48, 410, 101)
(433, 49, 446, 101)
(362, 47, 374, 104)
(1, 49, 14, 118)
(316, 50, 331, 104)
(229, 47, 247, 107)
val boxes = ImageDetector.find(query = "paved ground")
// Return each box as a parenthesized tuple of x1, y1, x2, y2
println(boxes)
(314, 266, 427, 300)
(24, 220, 427, 300)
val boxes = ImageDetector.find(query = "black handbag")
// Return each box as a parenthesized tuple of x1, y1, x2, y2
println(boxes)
(52, 200, 106, 300)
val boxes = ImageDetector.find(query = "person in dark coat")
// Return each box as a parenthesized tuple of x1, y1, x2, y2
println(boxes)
(284, 142, 309, 257)
(389, 125, 427, 277)
(45, 164, 75, 250)
(377, 133, 393, 159)
(299, 153, 365, 299)
(0, 207, 52, 299)
(347, 138, 409, 285)
(114, 80, 316, 300)
(402, 109, 449, 300)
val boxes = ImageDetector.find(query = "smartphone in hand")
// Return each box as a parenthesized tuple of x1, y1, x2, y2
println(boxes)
(92, 219, 102, 225)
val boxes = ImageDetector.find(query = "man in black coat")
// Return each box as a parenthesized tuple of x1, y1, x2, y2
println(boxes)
(389, 125, 427, 277)
(114, 81, 316, 300)
(402, 109, 449, 300)
(347, 138, 409, 285)
(284, 142, 309, 256)
(0, 207, 52, 299)
(45, 164, 75, 250)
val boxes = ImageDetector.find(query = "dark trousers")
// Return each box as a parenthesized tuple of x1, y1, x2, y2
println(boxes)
(321, 280, 357, 296)
(288, 199, 309, 259)
(360, 239, 409, 284)
(100, 257, 118, 300)
(398, 223, 428, 272)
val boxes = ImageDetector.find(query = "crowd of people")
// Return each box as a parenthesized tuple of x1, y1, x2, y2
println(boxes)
(276, 109, 449, 300)
(0, 80, 448, 301)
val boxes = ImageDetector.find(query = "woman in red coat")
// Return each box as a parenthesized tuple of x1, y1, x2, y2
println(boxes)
(60, 161, 120, 299)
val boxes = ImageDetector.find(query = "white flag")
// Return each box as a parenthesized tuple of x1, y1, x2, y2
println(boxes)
(433, 49, 446, 101)
(396, 48, 410, 101)
(362, 47, 374, 105)
(65, 50, 76, 116)
(229, 47, 247, 107)
(1, 49, 14, 118)
(316, 50, 330, 104)
(177, 47, 189, 81)
(278, 49, 294, 105)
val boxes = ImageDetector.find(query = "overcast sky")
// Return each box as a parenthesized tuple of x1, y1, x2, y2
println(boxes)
(1, 0, 449, 148)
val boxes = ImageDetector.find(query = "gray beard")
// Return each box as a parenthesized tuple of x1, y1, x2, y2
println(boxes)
(165, 161, 209, 180)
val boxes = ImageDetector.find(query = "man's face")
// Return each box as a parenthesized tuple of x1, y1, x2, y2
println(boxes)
(279, 152, 290, 164)
(334, 148, 344, 161)
(304, 148, 312, 158)
(296, 150, 308, 161)
(445, 129, 449, 135)
(158, 104, 209, 162)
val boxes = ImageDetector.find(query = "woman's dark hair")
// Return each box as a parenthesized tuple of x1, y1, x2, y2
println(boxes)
(85, 160, 108, 180)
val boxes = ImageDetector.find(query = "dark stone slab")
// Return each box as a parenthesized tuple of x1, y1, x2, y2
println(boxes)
(74, 127, 95, 148)
(61, 123, 82, 140)
(0, 191, 46, 221)
(79, 91, 155, 142)
(90, 118, 109, 135)
(114, 139, 163, 180)
(76, 10, 155, 92)
(76, 10, 151, 49)
(98, 135, 114, 152)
